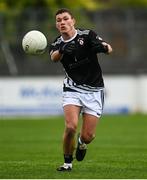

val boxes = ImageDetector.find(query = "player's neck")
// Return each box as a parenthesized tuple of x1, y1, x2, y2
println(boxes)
(61, 28, 77, 41)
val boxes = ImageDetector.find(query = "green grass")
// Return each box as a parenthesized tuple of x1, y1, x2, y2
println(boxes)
(0, 114, 147, 179)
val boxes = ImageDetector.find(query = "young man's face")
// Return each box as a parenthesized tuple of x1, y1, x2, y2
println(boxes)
(56, 12, 75, 34)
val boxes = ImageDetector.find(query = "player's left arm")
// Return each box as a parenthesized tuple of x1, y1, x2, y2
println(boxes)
(89, 30, 113, 54)
(101, 41, 113, 54)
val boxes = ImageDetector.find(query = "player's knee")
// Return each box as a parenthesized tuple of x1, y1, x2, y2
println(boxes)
(81, 132, 95, 144)
(65, 124, 77, 137)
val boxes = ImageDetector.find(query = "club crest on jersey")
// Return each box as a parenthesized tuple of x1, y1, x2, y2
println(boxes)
(78, 38, 84, 45)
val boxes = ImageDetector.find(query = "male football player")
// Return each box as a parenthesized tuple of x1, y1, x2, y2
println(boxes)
(49, 8, 112, 171)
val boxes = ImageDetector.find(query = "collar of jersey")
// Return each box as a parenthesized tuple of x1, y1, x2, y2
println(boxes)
(61, 29, 77, 43)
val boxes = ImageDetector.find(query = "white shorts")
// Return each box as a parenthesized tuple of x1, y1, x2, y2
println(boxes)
(62, 90, 105, 118)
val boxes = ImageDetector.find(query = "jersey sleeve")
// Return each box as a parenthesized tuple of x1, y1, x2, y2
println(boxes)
(49, 41, 59, 54)
(49, 37, 62, 54)
(88, 30, 108, 53)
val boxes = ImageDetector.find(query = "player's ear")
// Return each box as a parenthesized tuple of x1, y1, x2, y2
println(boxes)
(56, 22, 59, 29)
(72, 18, 76, 26)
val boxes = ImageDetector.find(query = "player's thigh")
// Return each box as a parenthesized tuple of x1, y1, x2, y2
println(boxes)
(64, 105, 81, 129)
(81, 113, 99, 135)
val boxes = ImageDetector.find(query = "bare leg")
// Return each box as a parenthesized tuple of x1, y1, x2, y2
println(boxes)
(63, 105, 81, 155)
(81, 113, 99, 144)
(75, 113, 99, 161)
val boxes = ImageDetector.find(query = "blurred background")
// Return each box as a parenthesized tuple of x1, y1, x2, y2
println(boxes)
(0, 0, 147, 117)
(1, 2, 147, 178)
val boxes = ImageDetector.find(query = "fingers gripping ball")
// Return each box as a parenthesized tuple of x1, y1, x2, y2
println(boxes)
(22, 30, 47, 55)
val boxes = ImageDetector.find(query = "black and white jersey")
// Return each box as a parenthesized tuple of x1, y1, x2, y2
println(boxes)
(49, 29, 106, 93)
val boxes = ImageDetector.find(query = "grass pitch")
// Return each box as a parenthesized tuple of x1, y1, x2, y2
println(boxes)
(0, 114, 147, 179)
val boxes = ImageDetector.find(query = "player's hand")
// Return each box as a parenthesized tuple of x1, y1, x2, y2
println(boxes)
(102, 42, 113, 54)
(91, 41, 107, 53)
(91, 40, 112, 54)
(59, 41, 76, 55)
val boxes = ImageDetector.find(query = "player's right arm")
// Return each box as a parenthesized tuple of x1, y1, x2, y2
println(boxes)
(50, 50, 63, 62)
(49, 37, 63, 62)
(49, 40, 75, 62)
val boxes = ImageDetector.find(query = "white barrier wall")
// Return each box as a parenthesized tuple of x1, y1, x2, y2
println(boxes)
(104, 76, 137, 114)
(0, 75, 147, 116)
(0, 77, 63, 116)
(137, 75, 147, 113)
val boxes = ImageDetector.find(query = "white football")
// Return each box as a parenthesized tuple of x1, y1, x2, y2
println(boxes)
(22, 30, 47, 55)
